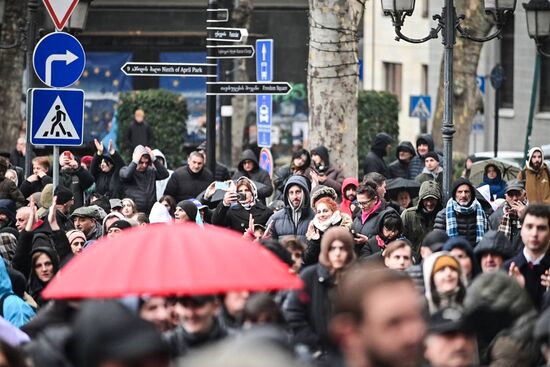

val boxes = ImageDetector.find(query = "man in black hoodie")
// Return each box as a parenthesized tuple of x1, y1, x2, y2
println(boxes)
(310, 146, 345, 195)
(232, 149, 273, 201)
(388, 141, 415, 179)
(164, 151, 214, 203)
(363, 132, 393, 178)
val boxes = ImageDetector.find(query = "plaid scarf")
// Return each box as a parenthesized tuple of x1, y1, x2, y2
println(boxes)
(446, 199, 487, 243)
(498, 201, 525, 240)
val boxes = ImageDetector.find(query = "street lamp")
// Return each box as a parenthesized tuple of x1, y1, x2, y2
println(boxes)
(523, 0, 550, 57)
(381, 0, 515, 200)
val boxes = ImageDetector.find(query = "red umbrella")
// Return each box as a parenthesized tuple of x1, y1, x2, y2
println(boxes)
(42, 223, 302, 299)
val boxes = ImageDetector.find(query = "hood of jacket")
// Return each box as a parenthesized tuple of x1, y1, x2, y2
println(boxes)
(0, 200, 16, 224)
(473, 230, 514, 259)
(283, 175, 311, 209)
(237, 149, 259, 172)
(416, 134, 435, 153)
(395, 141, 416, 159)
(152, 149, 168, 169)
(310, 146, 330, 167)
(423, 251, 467, 313)
(371, 133, 394, 156)
(236, 176, 259, 203)
(418, 180, 442, 209)
(451, 178, 476, 205)
(442, 237, 481, 278)
(526, 147, 545, 172)
(375, 208, 402, 234)
(0, 258, 13, 295)
(341, 177, 359, 201)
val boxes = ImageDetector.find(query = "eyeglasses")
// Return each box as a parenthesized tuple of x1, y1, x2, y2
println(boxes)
(357, 198, 376, 207)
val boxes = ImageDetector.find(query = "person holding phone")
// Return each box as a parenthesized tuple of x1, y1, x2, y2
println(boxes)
(211, 177, 272, 233)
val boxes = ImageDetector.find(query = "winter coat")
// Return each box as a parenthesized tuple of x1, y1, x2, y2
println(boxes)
(415, 167, 443, 192)
(473, 230, 515, 263)
(164, 317, 228, 358)
(518, 147, 550, 205)
(273, 165, 312, 201)
(351, 200, 392, 239)
(212, 200, 273, 233)
(20, 175, 53, 198)
(488, 203, 524, 252)
(282, 263, 336, 352)
(423, 252, 466, 314)
(164, 165, 214, 203)
(340, 177, 359, 217)
(480, 166, 507, 200)
(363, 132, 393, 178)
(268, 175, 315, 243)
(152, 149, 173, 201)
(359, 209, 402, 259)
(388, 141, 416, 179)
(464, 272, 541, 366)
(119, 158, 169, 214)
(401, 180, 443, 254)
(503, 250, 550, 309)
(310, 146, 345, 194)
(302, 212, 353, 266)
(0, 258, 35, 328)
(89, 151, 125, 199)
(58, 166, 95, 210)
(409, 134, 444, 178)
(0, 177, 25, 208)
(232, 150, 273, 200)
(126, 120, 153, 151)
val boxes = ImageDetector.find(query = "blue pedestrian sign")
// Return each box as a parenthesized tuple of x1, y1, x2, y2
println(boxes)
(257, 128, 272, 148)
(33, 32, 85, 88)
(30, 88, 84, 146)
(409, 95, 431, 119)
(256, 39, 273, 82)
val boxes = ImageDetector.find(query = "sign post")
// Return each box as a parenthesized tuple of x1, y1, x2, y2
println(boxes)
(409, 95, 432, 134)
(256, 39, 273, 148)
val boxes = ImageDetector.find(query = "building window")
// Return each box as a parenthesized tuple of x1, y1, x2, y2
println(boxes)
(499, 18, 514, 109)
(384, 62, 402, 104)
(540, 41, 550, 113)
(422, 0, 429, 18)
(422, 64, 429, 94)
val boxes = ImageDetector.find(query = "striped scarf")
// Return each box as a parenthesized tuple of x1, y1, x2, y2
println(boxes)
(446, 199, 487, 244)
(498, 202, 524, 240)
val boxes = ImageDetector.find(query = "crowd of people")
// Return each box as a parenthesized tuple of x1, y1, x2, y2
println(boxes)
(1, 120, 550, 366)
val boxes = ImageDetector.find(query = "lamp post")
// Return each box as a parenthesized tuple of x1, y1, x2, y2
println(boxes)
(381, 0, 516, 200)
(522, 0, 550, 159)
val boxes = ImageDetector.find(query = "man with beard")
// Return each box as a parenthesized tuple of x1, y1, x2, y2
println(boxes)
(340, 177, 359, 217)
(330, 266, 426, 367)
(268, 175, 314, 243)
(401, 181, 443, 257)
(518, 147, 550, 205)
(489, 179, 527, 247)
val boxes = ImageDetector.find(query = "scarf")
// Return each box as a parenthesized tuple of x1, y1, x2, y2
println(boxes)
(361, 199, 382, 224)
(313, 211, 342, 233)
(498, 201, 525, 240)
(446, 199, 487, 243)
(239, 200, 255, 211)
(376, 235, 385, 249)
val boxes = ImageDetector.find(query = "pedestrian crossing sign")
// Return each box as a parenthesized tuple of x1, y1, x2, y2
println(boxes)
(30, 88, 84, 146)
(409, 95, 431, 119)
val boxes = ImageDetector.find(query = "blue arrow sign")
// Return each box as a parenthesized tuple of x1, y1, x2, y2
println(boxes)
(33, 32, 85, 88)
(409, 95, 431, 119)
(30, 88, 84, 146)
(256, 39, 273, 82)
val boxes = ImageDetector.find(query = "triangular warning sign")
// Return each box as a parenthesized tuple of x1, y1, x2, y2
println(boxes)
(35, 96, 79, 140)
(43, 0, 79, 30)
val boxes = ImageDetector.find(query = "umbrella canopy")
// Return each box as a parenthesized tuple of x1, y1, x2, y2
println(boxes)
(469, 158, 521, 187)
(386, 178, 421, 200)
(42, 223, 302, 300)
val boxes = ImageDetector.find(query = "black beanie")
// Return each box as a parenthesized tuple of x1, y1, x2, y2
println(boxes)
(54, 185, 74, 205)
(176, 200, 198, 222)
(108, 220, 132, 231)
(424, 151, 440, 162)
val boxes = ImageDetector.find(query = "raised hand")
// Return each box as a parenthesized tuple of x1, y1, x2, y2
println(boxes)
(48, 196, 60, 231)
(94, 139, 104, 155)
(26, 196, 37, 232)
(108, 139, 115, 155)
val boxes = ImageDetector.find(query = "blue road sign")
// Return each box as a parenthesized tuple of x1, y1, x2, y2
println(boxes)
(257, 95, 272, 128)
(33, 32, 85, 88)
(476, 75, 486, 95)
(257, 128, 272, 148)
(259, 148, 273, 177)
(409, 95, 431, 119)
(256, 39, 273, 82)
(30, 88, 84, 146)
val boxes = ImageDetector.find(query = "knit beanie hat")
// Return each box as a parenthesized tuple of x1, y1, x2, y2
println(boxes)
(176, 200, 198, 223)
(81, 155, 93, 167)
(432, 255, 460, 276)
(66, 230, 86, 245)
(424, 151, 440, 162)
(54, 185, 74, 205)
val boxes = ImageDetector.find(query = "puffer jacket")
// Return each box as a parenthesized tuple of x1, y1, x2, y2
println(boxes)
(518, 147, 550, 205)
(359, 209, 403, 259)
(363, 132, 393, 178)
(59, 166, 94, 210)
(90, 151, 125, 199)
(232, 149, 273, 200)
(268, 175, 314, 243)
(0, 257, 35, 328)
(464, 272, 542, 366)
(401, 180, 443, 254)
(351, 200, 391, 239)
(388, 141, 416, 179)
(408, 134, 444, 178)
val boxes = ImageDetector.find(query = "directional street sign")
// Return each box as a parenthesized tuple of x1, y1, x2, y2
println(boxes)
(257, 128, 272, 148)
(30, 88, 84, 146)
(206, 27, 248, 42)
(33, 32, 85, 88)
(43, 0, 79, 30)
(206, 82, 292, 95)
(121, 62, 217, 77)
(206, 8, 229, 23)
(206, 45, 255, 59)
(256, 39, 273, 82)
(409, 95, 431, 119)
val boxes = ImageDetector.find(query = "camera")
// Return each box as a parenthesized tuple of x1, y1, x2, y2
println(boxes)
(236, 193, 247, 201)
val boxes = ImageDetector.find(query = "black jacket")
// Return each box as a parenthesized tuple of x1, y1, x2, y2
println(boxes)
(282, 264, 335, 352)
(164, 165, 214, 203)
(388, 141, 416, 179)
(359, 209, 402, 259)
(0, 177, 26, 208)
(89, 152, 125, 199)
(434, 209, 480, 248)
(212, 200, 273, 233)
(126, 120, 153, 150)
(58, 167, 95, 210)
(20, 175, 53, 198)
(232, 150, 273, 200)
(164, 318, 227, 358)
(503, 251, 550, 309)
(119, 159, 169, 213)
(363, 132, 393, 178)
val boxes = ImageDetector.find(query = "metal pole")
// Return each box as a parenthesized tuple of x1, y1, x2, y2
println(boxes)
(494, 86, 500, 158)
(490, 64, 503, 159)
(441, 0, 456, 202)
(24, 0, 39, 178)
(52, 146, 59, 190)
(524, 53, 541, 161)
(206, 0, 218, 176)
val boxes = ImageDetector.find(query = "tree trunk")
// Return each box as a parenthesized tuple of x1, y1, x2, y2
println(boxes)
(231, 0, 253, 167)
(307, 0, 364, 178)
(0, 0, 27, 151)
(432, 0, 492, 154)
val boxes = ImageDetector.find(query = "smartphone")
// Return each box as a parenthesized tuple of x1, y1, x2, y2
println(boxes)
(237, 193, 247, 201)
(215, 181, 230, 190)
(63, 151, 71, 158)
(351, 230, 359, 238)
